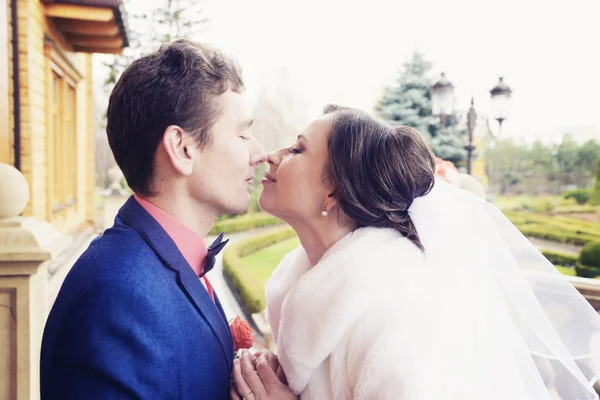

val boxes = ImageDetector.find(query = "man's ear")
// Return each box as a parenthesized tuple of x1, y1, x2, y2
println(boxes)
(162, 125, 194, 176)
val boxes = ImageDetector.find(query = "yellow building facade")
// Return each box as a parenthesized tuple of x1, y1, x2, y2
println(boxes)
(1, 2, 127, 398)
(1, 0, 128, 233)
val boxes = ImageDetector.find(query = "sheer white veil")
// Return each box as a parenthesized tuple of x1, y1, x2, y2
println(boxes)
(408, 179, 600, 399)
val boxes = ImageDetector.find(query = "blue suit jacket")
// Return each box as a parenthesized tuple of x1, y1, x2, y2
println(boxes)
(41, 197, 234, 399)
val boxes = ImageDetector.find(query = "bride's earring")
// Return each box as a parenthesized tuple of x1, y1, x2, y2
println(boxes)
(321, 211, 328, 217)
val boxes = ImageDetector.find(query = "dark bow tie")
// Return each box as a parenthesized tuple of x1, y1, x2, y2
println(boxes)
(200, 232, 229, 278)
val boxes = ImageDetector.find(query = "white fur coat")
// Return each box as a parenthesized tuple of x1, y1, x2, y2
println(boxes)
(265, 227, 437, 399)
(265, 227, 538, 400)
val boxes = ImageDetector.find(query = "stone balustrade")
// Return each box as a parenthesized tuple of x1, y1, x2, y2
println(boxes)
(0, 163, 71, 400)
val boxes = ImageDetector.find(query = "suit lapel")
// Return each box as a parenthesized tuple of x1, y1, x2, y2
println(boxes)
(117, 197, 234, 372)
(214, 293, 233, 343)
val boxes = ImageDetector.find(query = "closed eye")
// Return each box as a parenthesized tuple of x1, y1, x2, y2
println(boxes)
(288, 148, 301, 154)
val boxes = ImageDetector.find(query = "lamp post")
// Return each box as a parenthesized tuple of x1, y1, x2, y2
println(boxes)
(430, 72, 454, 128)
(489, 76, 513, 132)
(431, 73, 512, 175)
(465, 98, 477, 175)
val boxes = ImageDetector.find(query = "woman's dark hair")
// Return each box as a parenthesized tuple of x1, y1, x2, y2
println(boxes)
(323, 104, 435, 251)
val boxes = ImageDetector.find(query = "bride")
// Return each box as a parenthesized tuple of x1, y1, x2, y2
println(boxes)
(230, 105, 600, 400)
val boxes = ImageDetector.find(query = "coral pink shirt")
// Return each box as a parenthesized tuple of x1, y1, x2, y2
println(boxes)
(134, 195, 214, 301)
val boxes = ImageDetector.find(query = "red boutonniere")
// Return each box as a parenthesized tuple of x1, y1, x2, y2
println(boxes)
(229, 316, 254, 352)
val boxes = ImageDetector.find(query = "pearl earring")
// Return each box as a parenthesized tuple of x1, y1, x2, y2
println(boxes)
(321, 211, 328, 217)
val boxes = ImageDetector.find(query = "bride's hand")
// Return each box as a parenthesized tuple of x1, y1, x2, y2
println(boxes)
(230, 350, 297, 400)
(251, 350, 288, 384)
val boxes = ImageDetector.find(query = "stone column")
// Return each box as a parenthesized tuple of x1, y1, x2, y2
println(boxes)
(252, 312, 275, 352)
(0, 163, 71, 400)
(458, 173, 487, 199)
(102, 165, 129, 231)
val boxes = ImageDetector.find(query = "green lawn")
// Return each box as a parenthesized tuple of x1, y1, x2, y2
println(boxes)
(555, 266, 577, 276)
(239, 228, 580, 292)
(493, 195, 599, 215)
(493, 195, 560, 211)
(242, 237, 300, 286)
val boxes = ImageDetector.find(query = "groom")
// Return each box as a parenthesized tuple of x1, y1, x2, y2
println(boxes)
(40, 40, 266, 399)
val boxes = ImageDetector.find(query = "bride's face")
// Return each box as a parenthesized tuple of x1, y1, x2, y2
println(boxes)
(258, 115, 335, 221)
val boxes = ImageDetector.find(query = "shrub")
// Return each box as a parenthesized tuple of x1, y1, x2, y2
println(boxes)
(223, 226, 296, 313)
(580, 242, 600, 268)
(575, 264, 600, 278)
(562, 189, 592, 205)
(209, 213, 283, 235)
(558, 197, 578, 207)
(542, 250, 577, 266)
(534, 198, 555, 213)
(576, 242, 600, 278)
(519, 201, 535, 212)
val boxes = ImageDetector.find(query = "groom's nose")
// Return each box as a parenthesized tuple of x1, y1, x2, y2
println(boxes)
(249, 138, 267, 167)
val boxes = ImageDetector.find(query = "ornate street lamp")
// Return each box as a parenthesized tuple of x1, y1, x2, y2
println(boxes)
(489, 76, 512, 131)
(431, 73, 513, 175)
(431, 72, 454, 127)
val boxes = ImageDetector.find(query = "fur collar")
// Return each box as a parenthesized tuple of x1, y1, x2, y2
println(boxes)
(265, 227, 423, 394)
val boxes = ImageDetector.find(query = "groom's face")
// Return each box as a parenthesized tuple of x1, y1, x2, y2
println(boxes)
(188, 89, 267, 215)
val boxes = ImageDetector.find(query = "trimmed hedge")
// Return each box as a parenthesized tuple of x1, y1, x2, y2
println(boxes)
(575, 264, 600, 278)
(554, 205, 598, 214)
(517, 227, 597, 246)
(503, 211, 600, 246)
(541, 250, 578, 276)
(209, 213, 283, 235)
(504, 211, 600, 232)
(223, 226, 297, 313)
(542, 250, 578, 266)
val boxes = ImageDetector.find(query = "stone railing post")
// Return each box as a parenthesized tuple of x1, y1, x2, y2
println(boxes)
(0, 163, 71, 400)
(102, 165, 129, 231)
(457, 173, 486, 199)
(252, 312, 276, 352)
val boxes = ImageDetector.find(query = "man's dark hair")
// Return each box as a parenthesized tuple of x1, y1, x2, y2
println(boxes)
(106, 39, 244, 196)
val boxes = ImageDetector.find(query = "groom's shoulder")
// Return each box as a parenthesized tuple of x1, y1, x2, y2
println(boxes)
(60, 223, 166, 297)
(46, 227, 171, 328)
(82, 223, 154, 269)
(89, 221, 153, 260)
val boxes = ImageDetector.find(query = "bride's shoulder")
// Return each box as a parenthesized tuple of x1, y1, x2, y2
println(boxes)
(366, 234, 430, 293)
(268, 245, 309, 282)
(377, 232, 425, 262)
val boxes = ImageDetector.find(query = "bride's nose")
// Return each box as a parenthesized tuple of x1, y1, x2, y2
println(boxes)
(267, 148, 284, 167)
